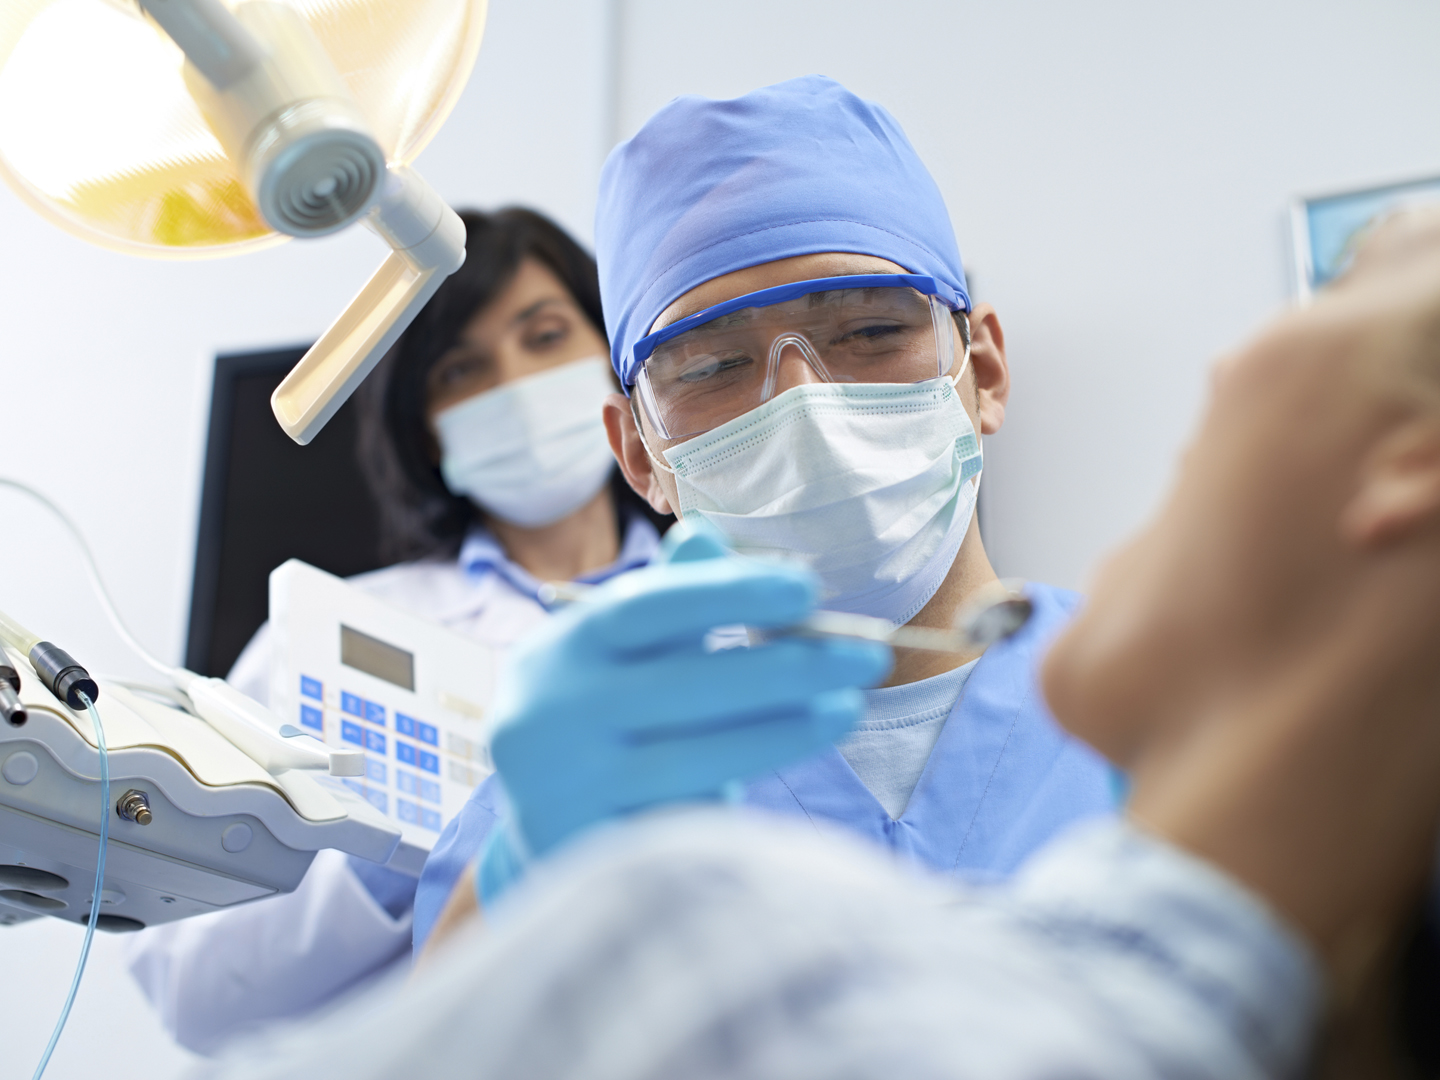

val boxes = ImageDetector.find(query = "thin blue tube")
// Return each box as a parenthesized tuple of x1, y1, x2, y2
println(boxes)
(31, 692, 109, 1080)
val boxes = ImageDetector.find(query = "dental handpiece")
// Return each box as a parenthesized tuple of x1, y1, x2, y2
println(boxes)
(0, 606, 98, 712)
(536, 578, 1034, 656)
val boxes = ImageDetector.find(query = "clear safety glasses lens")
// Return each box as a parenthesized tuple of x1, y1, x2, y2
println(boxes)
(637, 286, 957, 441)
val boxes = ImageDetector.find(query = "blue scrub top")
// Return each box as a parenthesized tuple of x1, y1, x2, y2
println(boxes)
(412, 582, 1118, 953)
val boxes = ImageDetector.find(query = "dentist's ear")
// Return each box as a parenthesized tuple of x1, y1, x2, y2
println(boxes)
(965, 303, 1010, 436)
(1339, 417, 1440, 548)
(603, 392, 676, 516)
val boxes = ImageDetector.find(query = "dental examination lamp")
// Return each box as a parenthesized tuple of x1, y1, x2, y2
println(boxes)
(0, 0, 487, 443)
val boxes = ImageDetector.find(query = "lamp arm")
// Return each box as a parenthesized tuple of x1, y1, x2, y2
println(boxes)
(136, 0, 266, 89)
(270, 166, 467, 445)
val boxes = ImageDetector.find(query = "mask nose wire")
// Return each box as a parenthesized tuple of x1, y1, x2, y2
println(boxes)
(643, 313, 972, 480)
(636, 332, 832, 482)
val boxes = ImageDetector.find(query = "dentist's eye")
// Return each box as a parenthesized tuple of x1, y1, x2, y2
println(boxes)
(836, 322, 908, 348)
(676, 354, 754, 384)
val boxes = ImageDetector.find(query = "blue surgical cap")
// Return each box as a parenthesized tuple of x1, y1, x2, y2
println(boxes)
(597, 75, 970, 388)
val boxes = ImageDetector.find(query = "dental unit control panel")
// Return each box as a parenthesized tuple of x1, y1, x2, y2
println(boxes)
(270, 560, 499, 876)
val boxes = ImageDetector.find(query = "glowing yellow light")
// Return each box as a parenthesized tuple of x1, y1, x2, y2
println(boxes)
(0, 0, 486, 258)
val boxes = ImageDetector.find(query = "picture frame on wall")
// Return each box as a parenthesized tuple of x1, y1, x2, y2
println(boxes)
(1290, 172, 1440, 302)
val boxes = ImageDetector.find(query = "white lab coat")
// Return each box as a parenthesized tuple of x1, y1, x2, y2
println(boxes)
(128, 521, 659, 1054)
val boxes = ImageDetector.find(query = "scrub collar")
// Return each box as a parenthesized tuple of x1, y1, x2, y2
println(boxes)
(457, 513, 662, 603)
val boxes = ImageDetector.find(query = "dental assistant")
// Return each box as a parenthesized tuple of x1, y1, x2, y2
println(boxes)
(128, 208, 667, 1055)
(412, 76, 1118, 952)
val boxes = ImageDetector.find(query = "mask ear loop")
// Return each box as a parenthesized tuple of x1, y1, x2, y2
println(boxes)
(948, 311, 972, 390)
(949, 311, 984, 492)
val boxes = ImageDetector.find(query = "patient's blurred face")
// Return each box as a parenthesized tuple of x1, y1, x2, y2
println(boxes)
(1043, 212, 1440, 765)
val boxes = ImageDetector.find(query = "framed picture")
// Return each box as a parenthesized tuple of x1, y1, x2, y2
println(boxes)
(1290, 172, 1440, 301)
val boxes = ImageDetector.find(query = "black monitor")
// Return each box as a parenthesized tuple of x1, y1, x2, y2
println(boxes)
(186, 346, 388, 678)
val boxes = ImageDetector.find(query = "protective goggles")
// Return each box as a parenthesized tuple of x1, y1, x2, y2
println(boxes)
(630, 274, 970, 441)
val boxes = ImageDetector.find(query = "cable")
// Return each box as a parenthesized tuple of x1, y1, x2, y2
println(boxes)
(0, 479, 179, 681)
(31, 691, 109, 1080)
(0, 479, 351, 777)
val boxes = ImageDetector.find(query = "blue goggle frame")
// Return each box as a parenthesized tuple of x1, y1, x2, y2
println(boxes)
(625, 273, 968, 387)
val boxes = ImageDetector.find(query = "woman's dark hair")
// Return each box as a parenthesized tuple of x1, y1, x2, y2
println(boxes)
(356, 207, 671, 562)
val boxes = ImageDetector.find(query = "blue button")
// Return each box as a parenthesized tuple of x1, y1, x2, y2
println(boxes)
(396, 798, 420, 825)
(300, 676, 323, 701)
(395, 713, 416, 738)
(340, 720, 363, 746)
(364, 729, 386, 754)
(417, 722, 438, 746)
(366, 758, 386, 783)
(396, 769, 417, 795)
(363, 700, 386, 726)
(420, 778, 442, 804)
(300, 704, 323, 731)
(396, 742, 417, 766)
(421, 808, 442, 832)
(341, 692, 363, 717)
(418, 750, 439, 775)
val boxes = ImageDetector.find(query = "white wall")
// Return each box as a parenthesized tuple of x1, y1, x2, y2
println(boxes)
(616, 0, 1440, 586)
(3, 1, 1440, 1076)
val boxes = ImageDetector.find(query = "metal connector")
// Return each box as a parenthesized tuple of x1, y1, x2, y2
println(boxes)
(116, 789, 153, 826)
(28, 641, 98, 710)
(0, 662, 23, 727)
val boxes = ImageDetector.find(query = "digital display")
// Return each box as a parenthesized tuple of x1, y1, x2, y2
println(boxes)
(340, 625, 414, 691)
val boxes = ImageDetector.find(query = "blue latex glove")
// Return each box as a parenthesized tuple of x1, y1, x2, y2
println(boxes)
(487, 520, 892, 865)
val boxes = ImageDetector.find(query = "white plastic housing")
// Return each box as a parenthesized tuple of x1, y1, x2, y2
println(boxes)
(173, 0, 386, 237)
(184, 676, 365, 777)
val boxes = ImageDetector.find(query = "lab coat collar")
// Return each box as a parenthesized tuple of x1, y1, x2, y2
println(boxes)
(457, 514, 662, 602)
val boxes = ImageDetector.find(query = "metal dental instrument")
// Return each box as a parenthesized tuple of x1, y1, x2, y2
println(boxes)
(536, 577, 1034, 655)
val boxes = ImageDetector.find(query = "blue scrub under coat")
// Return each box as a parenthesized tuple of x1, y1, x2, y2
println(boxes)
(412, 582, 1118, 952)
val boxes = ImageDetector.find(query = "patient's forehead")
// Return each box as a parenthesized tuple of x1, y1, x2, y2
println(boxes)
(1221, 217, 1440, 409)
(1341, 209, 1440, 286)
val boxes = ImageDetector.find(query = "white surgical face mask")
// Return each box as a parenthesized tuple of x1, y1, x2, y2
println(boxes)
(435, 356, 616, 528)
(659, 374, 982, 625)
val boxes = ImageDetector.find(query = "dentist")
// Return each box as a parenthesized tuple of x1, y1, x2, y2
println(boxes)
(413, 76, 1118, 949)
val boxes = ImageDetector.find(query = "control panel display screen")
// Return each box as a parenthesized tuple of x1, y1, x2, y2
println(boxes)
(341, 625, 414, 691)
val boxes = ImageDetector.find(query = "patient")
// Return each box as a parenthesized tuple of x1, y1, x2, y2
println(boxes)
(193, 212, 1440, 1079)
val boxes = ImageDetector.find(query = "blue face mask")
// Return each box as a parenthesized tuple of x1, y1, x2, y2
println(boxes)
(434, 357, 615, 528)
